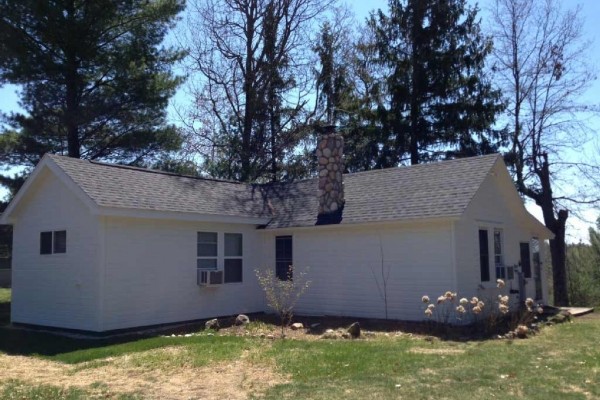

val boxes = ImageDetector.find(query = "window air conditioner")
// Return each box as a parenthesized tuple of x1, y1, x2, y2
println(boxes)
(198, 270, 224, 286)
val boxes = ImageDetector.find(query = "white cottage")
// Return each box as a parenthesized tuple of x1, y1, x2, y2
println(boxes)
(0, 134, 552, 332)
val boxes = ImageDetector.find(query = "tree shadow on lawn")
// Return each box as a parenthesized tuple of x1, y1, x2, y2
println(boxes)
(0, 299, 194, 358)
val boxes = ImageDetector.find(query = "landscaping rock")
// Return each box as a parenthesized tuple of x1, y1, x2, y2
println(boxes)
(363, 331, 376, 338)
(291, 322, 304, 330)
(205, 318, 220, 331)
(347, 322, 361, 338)
(341, 332, 351, 339)
(235, 314, 250, 325)
(548, 310, 571, 324)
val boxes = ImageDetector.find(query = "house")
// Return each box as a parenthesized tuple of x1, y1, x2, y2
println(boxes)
(0, 133, 553, 332)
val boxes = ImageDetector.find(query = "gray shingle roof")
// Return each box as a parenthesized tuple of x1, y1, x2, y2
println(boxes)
(47, 153, 500, 228)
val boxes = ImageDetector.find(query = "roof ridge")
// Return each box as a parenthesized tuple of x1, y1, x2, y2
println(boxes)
(343, 153, 500, 178)
(47, 153, 246, 185)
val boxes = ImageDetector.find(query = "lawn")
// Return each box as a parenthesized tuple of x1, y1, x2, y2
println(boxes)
(0, 290, 597, 399)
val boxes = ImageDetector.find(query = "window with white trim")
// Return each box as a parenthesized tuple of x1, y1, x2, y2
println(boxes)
(196, 232, 243, 283)
(40, 230, 67, 255)
(197, 232, 217, 270)
(224, 233, 243, 283)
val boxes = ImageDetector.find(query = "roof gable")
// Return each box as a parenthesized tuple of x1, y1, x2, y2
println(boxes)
(469, 157, 553, 238)
(0, 155, 98, 224)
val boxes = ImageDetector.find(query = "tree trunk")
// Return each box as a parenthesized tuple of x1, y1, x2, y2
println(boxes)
(65, 0, 80, 159)
(409, 0, 424, 166)
(240, 5, 257, 182)
(537, 153, 569, 306)
(549, 210, 569, 306)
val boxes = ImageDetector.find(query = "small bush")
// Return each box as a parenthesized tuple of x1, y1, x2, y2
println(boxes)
(255, 266, 311, 338)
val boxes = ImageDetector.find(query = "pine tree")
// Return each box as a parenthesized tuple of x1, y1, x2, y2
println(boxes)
(364, 0, 504, 166)
(0, 0, 185, 192)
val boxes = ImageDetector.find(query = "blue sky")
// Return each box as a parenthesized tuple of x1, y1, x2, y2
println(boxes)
(0, 0, 598, 242)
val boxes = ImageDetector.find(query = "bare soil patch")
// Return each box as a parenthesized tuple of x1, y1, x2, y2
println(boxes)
(0, 347, 287, 399)
(408, 348, 466, 355)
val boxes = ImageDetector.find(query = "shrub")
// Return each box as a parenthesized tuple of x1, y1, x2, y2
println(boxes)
(255, 266, 311, 337)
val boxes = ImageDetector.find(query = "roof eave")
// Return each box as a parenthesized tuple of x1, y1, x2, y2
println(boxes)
(262, 215, 461, 231)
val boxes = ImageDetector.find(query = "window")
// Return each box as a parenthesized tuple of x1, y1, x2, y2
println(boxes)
(275, 236, 293, 280)
(40, 231, 66, 255)
(196, 232, 244, 284)
(197, 232, 217, 270)
(494, 229, 504, 279)
(520, 242, 532, 278)
(54, 231, 67, 253)
(478, 229, 490, 282)
(224, 233, 243, 283)
(40, 232, 52, 254)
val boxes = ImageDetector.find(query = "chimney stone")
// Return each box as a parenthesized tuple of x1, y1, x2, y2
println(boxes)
(316, 129, 344, 216)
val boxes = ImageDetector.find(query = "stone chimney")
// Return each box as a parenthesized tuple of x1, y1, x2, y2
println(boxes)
(316, 126, 344, 216)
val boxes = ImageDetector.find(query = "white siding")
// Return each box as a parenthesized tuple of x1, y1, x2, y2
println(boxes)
(454, 164, 549, 305)
(261, 222, 455, 321)
(10, 169, 101, 330)
(101, 217, 264, 331)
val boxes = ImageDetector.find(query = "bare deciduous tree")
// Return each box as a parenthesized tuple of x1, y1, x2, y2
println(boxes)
(180, 0, 334, 182)
(490, 0, 600, 306)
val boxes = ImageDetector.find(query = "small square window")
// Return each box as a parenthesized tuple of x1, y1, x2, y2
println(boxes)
(40, 232, 52, 255)
(53, 231, 67, 254)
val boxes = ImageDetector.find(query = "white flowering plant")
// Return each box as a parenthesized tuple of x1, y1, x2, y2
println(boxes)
(420, 279, 545, 337)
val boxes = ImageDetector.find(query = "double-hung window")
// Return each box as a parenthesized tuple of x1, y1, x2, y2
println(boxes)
(197, 232, 243, 284)
(275, 236, 293, 281)
(224, 233, 243, 283)
(40, 230, 67, 255)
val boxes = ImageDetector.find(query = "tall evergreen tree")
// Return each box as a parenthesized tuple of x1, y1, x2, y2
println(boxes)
(0, 0, 185, 194)
(362, 0, 504, 166)
(314, 21, 355, 126)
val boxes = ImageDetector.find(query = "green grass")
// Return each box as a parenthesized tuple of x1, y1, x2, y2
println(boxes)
(0, 328, 252, 365)
(262, 321, 600, 399)
(0, 309, 598, 399)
